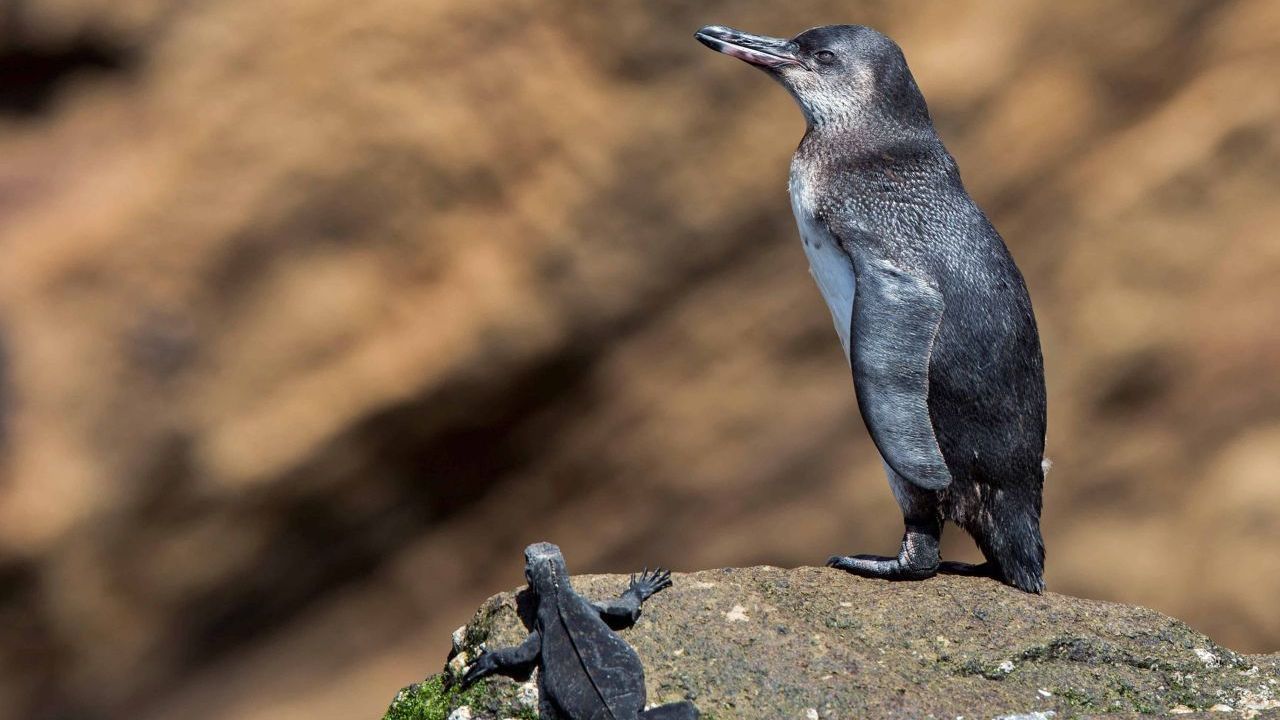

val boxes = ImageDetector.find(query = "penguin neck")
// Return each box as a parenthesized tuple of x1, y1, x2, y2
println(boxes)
(798, 117, 947, 177)
(802, 111, 935, 151)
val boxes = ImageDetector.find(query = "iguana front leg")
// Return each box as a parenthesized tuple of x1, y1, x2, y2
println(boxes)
(593, 567, 673, 630)
(460, 630, 541, 687)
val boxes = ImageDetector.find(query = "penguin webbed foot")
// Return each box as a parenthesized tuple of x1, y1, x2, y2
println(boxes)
(936, 560, 994, 577)
(826, 553, 938, 580)
(827, 526, 941, 581)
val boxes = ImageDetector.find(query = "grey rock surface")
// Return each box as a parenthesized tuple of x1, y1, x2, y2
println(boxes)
(388, 566, 1280, 720)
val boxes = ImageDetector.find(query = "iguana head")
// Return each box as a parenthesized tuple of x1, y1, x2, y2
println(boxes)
(523, 542, 569, 596)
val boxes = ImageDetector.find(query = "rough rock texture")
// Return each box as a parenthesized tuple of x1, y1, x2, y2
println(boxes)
(390, 568, 1280, 720)
(1, 2, 1280, 720)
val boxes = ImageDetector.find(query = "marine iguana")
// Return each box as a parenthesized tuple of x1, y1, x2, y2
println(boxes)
(461, 542, 699, 719)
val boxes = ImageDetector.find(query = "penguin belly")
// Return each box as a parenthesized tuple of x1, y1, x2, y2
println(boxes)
(790, 190, 856, 359)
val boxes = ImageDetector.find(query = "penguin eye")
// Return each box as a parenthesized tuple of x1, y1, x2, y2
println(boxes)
(814, 50, 836, 64)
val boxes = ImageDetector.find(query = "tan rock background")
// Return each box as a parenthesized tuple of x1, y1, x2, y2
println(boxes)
(0, 1, 1277, 719)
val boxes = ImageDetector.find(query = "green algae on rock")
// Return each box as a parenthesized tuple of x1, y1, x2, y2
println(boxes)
(384, 676, 538, 720)
(384, 567, 1280, 720)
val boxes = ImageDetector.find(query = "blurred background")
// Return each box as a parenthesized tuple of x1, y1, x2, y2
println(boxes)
(0, 0, 1278, 718)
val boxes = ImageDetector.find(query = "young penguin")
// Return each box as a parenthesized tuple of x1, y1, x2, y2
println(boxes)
(695, 25, 1048, 592)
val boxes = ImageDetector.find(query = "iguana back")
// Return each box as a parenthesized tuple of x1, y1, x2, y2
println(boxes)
(539, 588, 646, 720)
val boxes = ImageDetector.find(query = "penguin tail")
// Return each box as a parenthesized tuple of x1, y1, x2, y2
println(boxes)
(995, 537, 1045, 593)
(974, 491, 1046, 593)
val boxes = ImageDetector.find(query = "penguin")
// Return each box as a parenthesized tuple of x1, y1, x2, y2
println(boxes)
(695, 24, 1049, 592)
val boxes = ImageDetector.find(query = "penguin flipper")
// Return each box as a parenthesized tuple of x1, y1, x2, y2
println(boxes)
(849, 257, 952, 491)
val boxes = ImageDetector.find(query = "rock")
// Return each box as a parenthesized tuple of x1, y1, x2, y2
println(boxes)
(386, 567, 1280, 720)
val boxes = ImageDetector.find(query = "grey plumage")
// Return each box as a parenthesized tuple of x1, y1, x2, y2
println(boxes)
(697, 24, 1048, 592)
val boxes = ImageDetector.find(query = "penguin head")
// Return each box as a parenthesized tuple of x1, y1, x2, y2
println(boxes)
(695, 24, 931, 131)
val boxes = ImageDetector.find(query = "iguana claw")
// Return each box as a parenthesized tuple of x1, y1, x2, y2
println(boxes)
(629, 567, 673, 600)
(460, 650, 498, 688)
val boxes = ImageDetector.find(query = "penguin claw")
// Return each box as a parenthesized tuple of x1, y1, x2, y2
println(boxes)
(827, 553, 889, 568)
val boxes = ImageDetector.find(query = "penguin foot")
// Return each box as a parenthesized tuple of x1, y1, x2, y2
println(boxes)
(827, 526, 940, 580)
(937, 560, 994, 577)
(826, 554, 938, 580)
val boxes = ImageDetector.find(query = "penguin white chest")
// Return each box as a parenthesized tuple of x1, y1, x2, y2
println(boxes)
(789, 173, 857, 359)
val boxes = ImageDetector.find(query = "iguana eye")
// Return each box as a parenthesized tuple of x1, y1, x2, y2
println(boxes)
(815, 50, 836, 64)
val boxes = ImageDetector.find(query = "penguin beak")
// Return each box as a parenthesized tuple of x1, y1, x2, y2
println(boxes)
(695, 25, 806, 70)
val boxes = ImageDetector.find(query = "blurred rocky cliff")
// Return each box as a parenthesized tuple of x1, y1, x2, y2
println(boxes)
(0, 1, 1277, 719)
